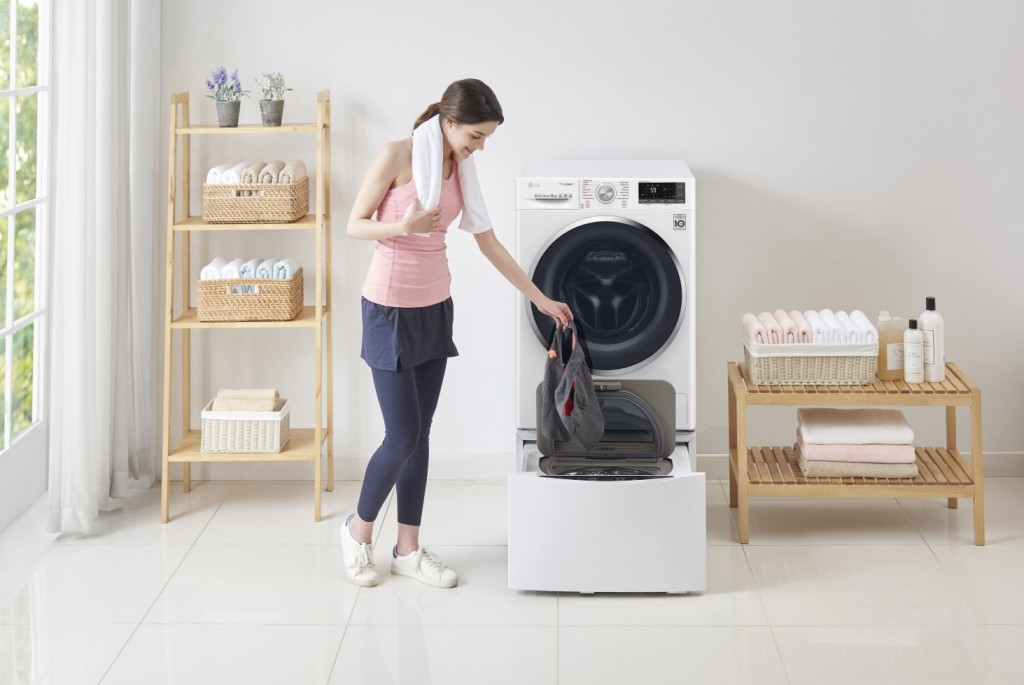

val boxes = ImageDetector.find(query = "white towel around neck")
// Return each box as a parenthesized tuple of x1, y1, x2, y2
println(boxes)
(408, 114, 491, 234)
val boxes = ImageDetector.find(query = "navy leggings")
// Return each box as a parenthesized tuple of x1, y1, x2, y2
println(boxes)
(356, 357, 447, 526)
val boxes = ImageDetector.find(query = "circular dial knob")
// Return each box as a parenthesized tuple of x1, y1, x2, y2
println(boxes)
(595, 183, 616, 204)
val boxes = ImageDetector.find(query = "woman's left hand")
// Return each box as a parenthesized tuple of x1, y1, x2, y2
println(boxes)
(536, 298, 573, 328)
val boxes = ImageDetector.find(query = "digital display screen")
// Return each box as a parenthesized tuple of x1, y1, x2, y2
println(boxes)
(638, 182, 685, 204)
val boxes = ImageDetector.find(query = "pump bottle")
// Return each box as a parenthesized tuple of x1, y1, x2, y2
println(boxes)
(903, 319, 924, 384)
(919, 296, 945, 382)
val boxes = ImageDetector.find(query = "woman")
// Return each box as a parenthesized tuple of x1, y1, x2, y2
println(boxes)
(344, 78, 572, 588)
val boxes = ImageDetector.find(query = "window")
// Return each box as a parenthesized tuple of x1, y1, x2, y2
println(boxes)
(0, 0, 46, 452)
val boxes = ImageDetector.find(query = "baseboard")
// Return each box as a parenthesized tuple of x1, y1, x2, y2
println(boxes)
(169, 451, 1024, 482)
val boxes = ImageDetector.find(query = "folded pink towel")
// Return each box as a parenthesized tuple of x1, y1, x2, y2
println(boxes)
(773, 309, 798, 343)
(797, 452, 919, 479)
(788, 310, 813, 343)
(797, 408, 915, 445)
(803, 310, 828, 343)
(741, 313, 767, 343)
(757, 312, 782, 344)
(797, 429, 916, 463)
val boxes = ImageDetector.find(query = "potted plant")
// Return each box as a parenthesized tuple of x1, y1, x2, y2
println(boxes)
(205, 67, 249, 127)
(255, 71, 292, 127)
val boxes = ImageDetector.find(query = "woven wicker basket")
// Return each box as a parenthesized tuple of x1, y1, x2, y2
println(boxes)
(202, 176, 309, 223)
(744, 339, 877, 385)
(201, 399, 290, 453)
(196, 269, 303, 322)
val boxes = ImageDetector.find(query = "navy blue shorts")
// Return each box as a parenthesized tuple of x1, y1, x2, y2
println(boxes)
(360, 296, 459, 371)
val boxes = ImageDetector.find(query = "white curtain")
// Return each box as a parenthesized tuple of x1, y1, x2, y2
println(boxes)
(46, 0, 161, 534)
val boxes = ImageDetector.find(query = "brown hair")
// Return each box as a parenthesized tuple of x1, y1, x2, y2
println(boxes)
(413, 78, 504, 131)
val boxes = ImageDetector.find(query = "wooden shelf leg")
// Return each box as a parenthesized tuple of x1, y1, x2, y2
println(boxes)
(736, 394, 749, 544)
(946, 405, 957, 509)
(183, 463, 191, 493)
(314, 452, 323, 522)
(728, 373, 738, 508)
(971, 389, 985, 545)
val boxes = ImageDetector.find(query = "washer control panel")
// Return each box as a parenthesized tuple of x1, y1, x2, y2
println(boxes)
(518, 176, 690, 210)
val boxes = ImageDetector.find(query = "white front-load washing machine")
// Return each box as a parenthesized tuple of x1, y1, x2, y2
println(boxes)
(509, 160, 705, 594)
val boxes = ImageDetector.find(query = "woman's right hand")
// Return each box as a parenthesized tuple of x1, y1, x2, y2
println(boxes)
(404, 199, 441, 236)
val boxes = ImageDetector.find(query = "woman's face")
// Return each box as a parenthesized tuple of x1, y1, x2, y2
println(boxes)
(444, 119, 499, 160)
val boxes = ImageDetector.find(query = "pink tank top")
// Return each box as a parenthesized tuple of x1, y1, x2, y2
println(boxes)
(361, 160, 465, 308)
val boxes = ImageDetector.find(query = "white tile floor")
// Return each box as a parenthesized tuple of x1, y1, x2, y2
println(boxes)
(2, 478, 1024, 684)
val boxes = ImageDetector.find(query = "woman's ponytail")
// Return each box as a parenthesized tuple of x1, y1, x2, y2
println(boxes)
(413, 102, 442, 131)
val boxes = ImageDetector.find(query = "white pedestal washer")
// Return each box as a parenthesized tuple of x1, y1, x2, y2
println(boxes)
(510, 161, 705, 594)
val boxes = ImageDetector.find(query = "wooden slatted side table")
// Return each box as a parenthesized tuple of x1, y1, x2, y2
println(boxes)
(727, 362, 984, 544)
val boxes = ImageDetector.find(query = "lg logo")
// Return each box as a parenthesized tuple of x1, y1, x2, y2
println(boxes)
(673, 214, 687, 230)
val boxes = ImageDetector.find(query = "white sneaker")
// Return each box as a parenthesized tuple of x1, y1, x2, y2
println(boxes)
(340, 514, 378, 587)
(391, 546, 458, 588)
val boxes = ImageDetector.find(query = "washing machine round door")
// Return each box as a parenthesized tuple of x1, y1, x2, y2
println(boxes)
(529, 217, 684, 374)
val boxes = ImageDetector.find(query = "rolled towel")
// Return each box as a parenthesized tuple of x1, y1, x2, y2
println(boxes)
(741, 313, 767, 343)
(273, 258, 299, 279)
(205, 163, 232, 184)
(851, 310, 878, 343)
(797, 452, 919, 479)
(258, 160, 285, 183)
(210, 397, 278, 412)
(221, 258, 244, 279)
(797, 428, 916, 463)
(241, 161, 267, 184)
(200, 257, 226, 280)
(216, 388, 280, 400)
(279, 159, 308, 184)
(797, 408, 915, 445)
(773, 310, 798, 344)
(788, 310, 813, 343)
(256, 258, 276, 279)
(220, 161, 248, 184)
(836, 310, 861, 342)
(757, 312, 783, 344)
(239, 257, 262, 294)
(819, 309, 845, 342)
(803, 310, 828, 343)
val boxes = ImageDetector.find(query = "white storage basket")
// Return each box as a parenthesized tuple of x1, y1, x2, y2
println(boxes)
(743, 338, 878, 385)
(200, 399, 290, 453)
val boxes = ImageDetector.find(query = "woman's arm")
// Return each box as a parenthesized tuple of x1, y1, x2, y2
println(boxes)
(473, 229, 573, 327)
(347, 141, 440, 240)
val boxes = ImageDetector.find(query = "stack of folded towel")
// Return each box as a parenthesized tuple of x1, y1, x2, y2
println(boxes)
(796, 408, 918, 479)
(742, 309, 877, 344)
(211, 388, 281, 412)
(205, 159, 308, 185)
(200, 257, 300, 281)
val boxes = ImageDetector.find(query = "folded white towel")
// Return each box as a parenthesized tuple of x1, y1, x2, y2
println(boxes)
(221, 161, 248, 184)
(741, 313, 767, 343)
(279, 159, 307, 184)
(274, 258, 299, 279)
(241, 161, 266, 184)
(819, 309, 845, 343)
(205, 163, 232, 184)
(803, 310, 828, 343)
(773, 309, 798, 344)
(211, 398, 278, 412)
(836, 310, 861, 342)
(797, 408, 915, 445)
(258, 160, 285, 184)
(200, 257, 226, 280)
(221, 257, 244, 279)
(410, 114, 491, 235)
(256, 258, 276, 279)
(851, 310, 878, 343)
(757, 312, 782, 344)
(216, 388, 280, 400)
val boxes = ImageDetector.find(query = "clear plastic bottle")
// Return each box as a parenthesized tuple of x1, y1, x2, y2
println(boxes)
(903, 319, 924, 384)
(919, 296, 945, 382)
(876, 311, 909, 381)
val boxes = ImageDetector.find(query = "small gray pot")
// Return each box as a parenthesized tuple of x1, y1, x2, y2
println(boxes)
(260, 99, 284, 127)
(216, 100, 241, 128)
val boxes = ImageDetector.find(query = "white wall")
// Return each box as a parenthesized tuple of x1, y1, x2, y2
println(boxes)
(160, 0, 1024, 478)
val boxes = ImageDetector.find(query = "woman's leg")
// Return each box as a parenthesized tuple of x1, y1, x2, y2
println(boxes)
(352, 364, 423, 543)
(394, 357, 447, 555)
